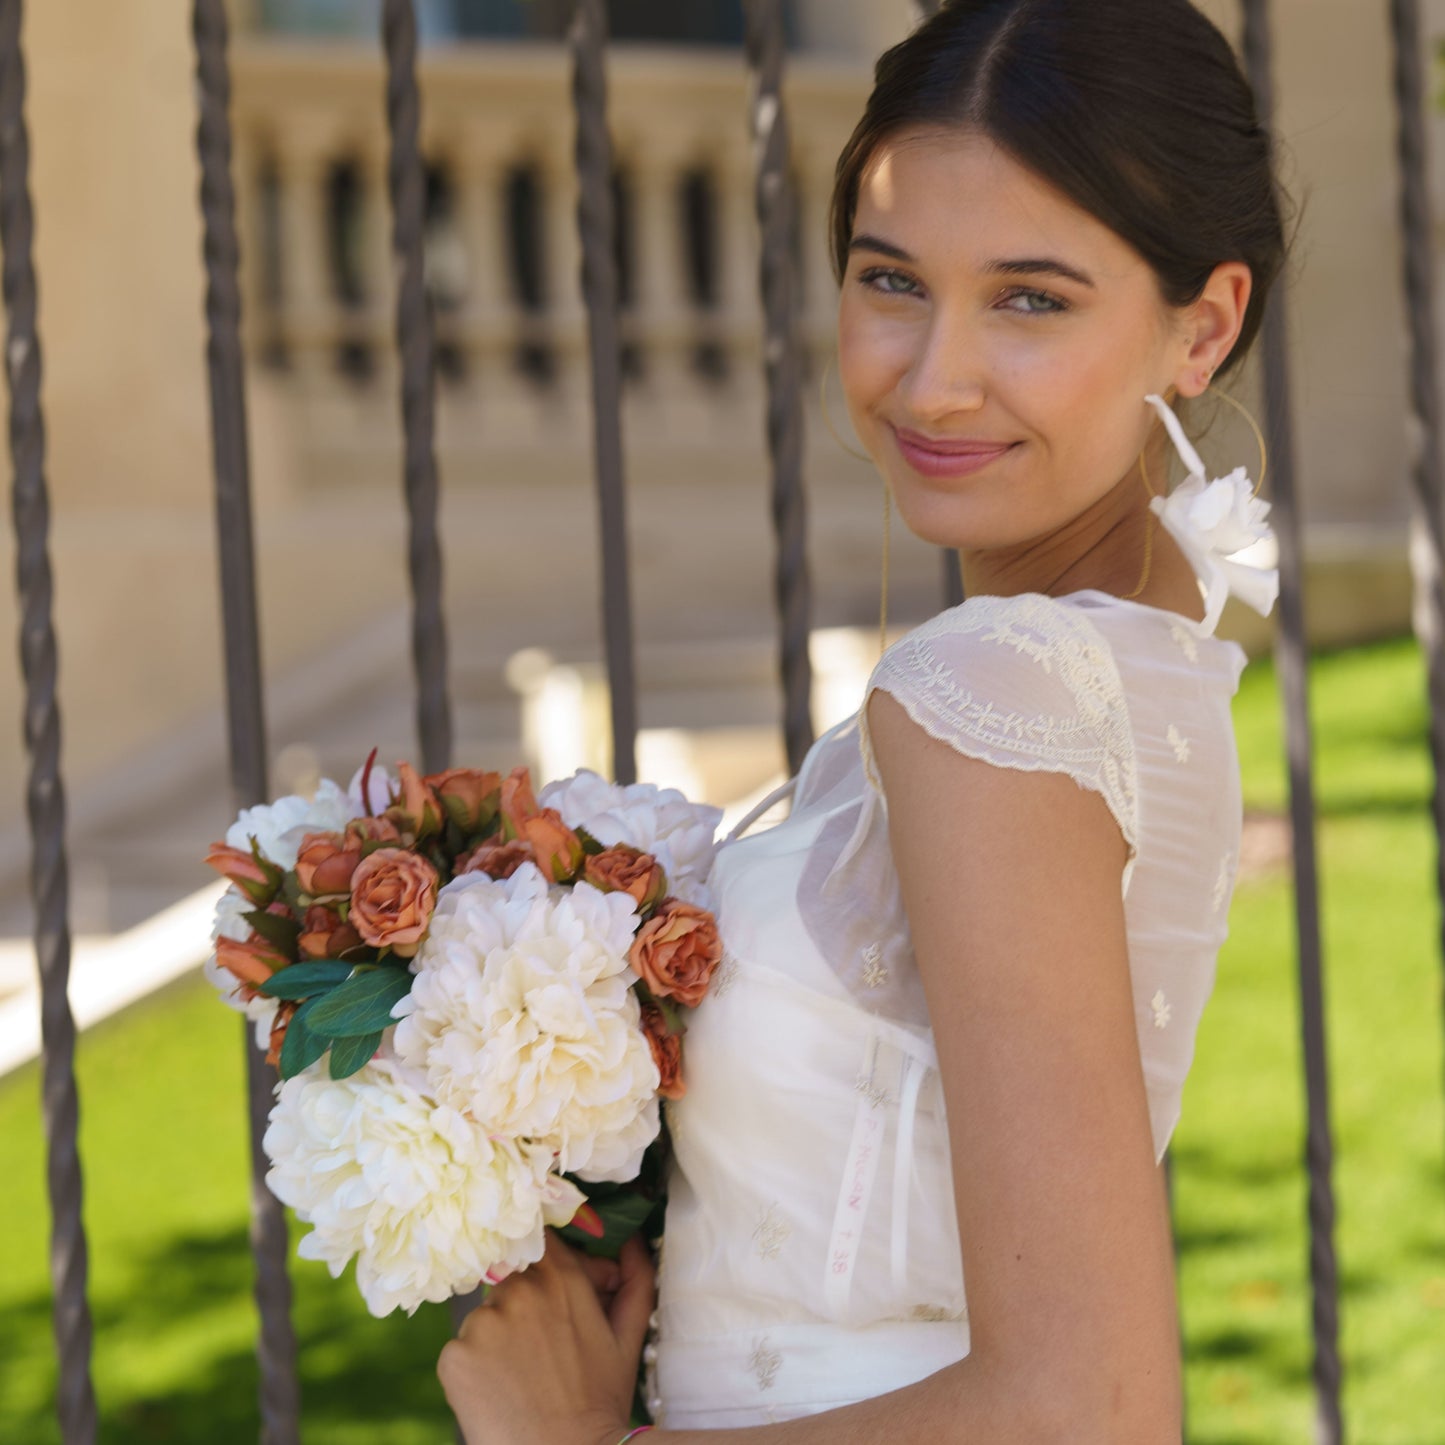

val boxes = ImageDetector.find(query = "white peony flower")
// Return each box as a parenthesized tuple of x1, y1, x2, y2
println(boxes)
(393, 864, 662, 1181)
(202, 884, 278, 1050)
(1143, 392, 1280, 634)
(263, 1051, 585, 1318)
(538, 769, 723, 908)
(225, 778, 355, 871)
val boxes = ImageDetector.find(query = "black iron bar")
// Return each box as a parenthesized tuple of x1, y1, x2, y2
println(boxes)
(1240, 3, 1344, 1440)
(0, 2, 96, 1438)
(743, 0, 815, 774)
(192, 3, 303, 1442)
(382, 0, 452, 775)
(1387, 0, 1445, 1171)
(568, 0, 639, 786)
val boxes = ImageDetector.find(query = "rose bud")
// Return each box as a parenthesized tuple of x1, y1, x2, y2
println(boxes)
(568, 1202, 605, 1239)
(344, 814, 402, 847)
(424, 767, 502, 835)
(583, 844, 667, 910)
(204, 842, 282, 907)
(386, 761, 444, 841)
(293, 832, 363, 900)
(266, 1000, 299, 1068)
(297, 904, 364, 961)
(456, 837, 537, 880)
(349, 847, 439, 957)
(627, 898, 723, 1008)
(640, 1000, 686, 1100)
(498, 766, 541, 834)
(215, 933, 290, 997)
(520, 808, 585, 884)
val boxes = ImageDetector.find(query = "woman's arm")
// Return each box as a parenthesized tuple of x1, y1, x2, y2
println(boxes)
(441, 689, 1181, 1445)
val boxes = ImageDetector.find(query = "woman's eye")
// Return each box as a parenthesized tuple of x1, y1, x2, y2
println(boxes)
(857, 266, 921, 298)
(999, 287, 1068, 316)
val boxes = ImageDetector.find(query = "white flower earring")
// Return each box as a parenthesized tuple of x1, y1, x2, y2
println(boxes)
(1135, 386, 1280, 633)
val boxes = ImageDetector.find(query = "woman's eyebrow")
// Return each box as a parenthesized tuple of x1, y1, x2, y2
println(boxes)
(848, 233, 1096, 289)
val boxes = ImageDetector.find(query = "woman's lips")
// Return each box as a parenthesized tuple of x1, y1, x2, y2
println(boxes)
(890, 425, 1018, 479)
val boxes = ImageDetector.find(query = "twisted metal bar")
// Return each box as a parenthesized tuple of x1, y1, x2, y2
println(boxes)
(1239, 5, 1343, 1441)
(383, 0, 452, 775)
(192, 4, 303, 1441)
(0, 5, 96, 1440)
(743, 0, 814, 775)
(1387, 0, 1445, 1169)
(569, 0, 639, 785)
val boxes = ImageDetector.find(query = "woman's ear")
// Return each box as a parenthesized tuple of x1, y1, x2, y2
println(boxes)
(1174, 261, 1253, 397)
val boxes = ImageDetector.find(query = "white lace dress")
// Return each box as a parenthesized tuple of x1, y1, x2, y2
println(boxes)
(647, 584, 1263, 1428)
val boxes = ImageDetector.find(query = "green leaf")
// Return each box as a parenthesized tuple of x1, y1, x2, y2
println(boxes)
(243, 907, 302, 957)
(327, 1030, 383, 1079)
(278, 998, 329, 1078)
(306, 967, 412, 1037)
(258, 960, 356, 1000)
(556, 1187, 658, 1259)
(575, 826, 606, 857)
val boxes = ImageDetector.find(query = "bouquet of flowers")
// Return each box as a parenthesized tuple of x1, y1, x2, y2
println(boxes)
(203, 751, 724, 1318)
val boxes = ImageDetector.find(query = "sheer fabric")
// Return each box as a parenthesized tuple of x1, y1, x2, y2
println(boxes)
(649, 587, 1250, 1428)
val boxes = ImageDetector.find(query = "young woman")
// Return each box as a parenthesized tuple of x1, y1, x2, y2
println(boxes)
(436, 1, 1291, 1439)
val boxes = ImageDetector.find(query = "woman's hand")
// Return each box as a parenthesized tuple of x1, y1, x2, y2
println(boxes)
(438, 1229, 657, 1445)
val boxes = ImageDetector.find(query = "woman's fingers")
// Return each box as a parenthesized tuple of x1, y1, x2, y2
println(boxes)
(608, 1232, 657, 1360)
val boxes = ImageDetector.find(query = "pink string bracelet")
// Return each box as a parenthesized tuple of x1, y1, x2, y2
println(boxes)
(616, 1430, 655, 1443)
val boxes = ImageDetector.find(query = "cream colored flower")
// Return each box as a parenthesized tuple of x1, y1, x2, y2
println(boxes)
(393, 864, 662, 1181)
(262, 1051, 583, 1317)
(225, 778, 355, 872)
(203, 884, 278, 1049)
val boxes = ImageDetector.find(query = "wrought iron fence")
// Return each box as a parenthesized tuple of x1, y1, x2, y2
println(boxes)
(7, 0, 1445, 1441)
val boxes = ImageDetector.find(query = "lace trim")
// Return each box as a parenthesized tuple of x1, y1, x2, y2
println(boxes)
(857, 594, 1140, 873)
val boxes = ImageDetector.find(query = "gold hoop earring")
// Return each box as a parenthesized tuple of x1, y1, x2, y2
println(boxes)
(820, 353, 872, 463)
(879, 483, 891, 657)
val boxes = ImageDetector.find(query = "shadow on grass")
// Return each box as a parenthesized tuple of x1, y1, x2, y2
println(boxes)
(1, 1223, 454, 1443)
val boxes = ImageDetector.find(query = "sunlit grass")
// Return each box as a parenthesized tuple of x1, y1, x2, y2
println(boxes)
(3, 634, 1442, 1441)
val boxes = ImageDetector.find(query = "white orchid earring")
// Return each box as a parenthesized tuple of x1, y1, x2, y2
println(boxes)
(1142, 391, 1281, 633)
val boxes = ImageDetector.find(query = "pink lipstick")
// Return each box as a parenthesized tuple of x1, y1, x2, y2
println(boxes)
(890, 425, 1018, 479)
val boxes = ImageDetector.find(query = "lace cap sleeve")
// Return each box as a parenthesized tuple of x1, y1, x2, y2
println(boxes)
(858, 593, 1140, 890)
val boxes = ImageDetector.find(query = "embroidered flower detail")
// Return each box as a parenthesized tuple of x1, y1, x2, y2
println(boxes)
(1150, 988, 1172, 1030)
(1212, 852, 1234, 913)
(1169, 620, 1200, 662)
(1143, 393, 1280, 634)
(1167, 723, 1191, 764)
(749, 1336, 782, 1391)
(909, 1303, 967, 1322)
(711, 952, 741, 998)
(855, 1074, 890, 1109)
(861, 942, 889, 989)
(753, 1202, 792, 1261)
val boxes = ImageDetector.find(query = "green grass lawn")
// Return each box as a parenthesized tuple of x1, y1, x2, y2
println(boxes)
(3, 635, 1443, 1442)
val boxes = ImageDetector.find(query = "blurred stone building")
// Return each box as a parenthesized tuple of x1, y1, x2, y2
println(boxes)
(0, 0, 1434, 934)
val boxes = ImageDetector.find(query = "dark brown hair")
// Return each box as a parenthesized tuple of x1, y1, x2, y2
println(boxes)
(829, 0, 1295, 383)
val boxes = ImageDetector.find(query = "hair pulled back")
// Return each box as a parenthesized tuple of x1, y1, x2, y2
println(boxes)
(829, 0, 1293, 384)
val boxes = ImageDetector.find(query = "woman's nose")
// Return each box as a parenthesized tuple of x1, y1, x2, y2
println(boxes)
(898, 316, 988, 422)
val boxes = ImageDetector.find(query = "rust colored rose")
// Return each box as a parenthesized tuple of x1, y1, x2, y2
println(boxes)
(344, 814, 402, 847)
(457, 837, 537, 880)
(583, 844, 667, 910)
(387, 761, 443, 840)
(425, 767, 502, 834)
(215, 933, 289, 998)
(266, 1000, 299, 1068)
(297, 903, 364, 961)
(640, 1000, 685, 1100)
(294, 832, 363, 899)
(349, 847, 439, 956)
(627, 898, 722, 1008)
(204, 843, 281, 906)
(498, 766, 540, 832)
(496, 766, 583, 882)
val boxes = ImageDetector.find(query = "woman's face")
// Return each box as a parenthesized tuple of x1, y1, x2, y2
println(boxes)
(837, 127, 1218, 554)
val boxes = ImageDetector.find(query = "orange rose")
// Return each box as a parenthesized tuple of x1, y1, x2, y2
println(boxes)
(387, 761, 443, 840)
(204, 842, 281, 906)
(583, 845, 667, 910)
(294, 832, 363, 899)
(425, 767, 502, 834)
(344, 814, 402, 847)
(498, 767, 541, 831)
(498, 766, 584, 882)
(297, 903, 364, 960)
(215, 933, 289, 998)
(640, 1000, 685, 1100)
(266, 1000, 299, 1068)
(457, 837, 537, 880)
(627, 898, 722, 1008)
(349, 847, 439, 956)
